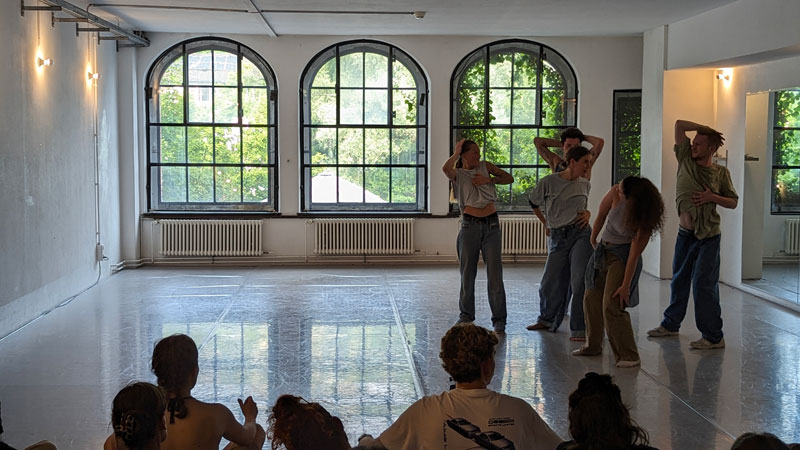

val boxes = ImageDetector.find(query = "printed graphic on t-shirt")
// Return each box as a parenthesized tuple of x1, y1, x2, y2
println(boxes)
(445, 417, 515, 450)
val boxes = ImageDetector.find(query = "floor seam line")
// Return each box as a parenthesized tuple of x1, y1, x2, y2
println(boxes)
(384, 271, 425, 399)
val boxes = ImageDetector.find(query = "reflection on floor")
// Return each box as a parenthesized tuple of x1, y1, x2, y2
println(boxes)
(743, 262, 800, 304)
(1, 266, 799, 450)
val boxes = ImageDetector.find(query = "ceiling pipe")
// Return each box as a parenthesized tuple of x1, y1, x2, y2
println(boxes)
(246, 0, 277, 38)
(29, 0, 149, 46)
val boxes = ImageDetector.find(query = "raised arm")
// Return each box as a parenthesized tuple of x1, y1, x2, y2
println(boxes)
(222, 397, 263, 447)
(675, 119, 715, 146)
(584, 134, 605, 165)
(484, 162, 514, 185)
(534, 137, 564, 171)
(442, 139, 464, 181)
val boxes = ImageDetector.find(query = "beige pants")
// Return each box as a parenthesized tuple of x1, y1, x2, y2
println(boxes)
(583, 250, 640, 362)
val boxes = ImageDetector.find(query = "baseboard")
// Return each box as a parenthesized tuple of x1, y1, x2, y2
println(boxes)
(734, 284, 800, 313)
(111, 259, 146, 273)
(137, 254, 546, 266)
(763, 256, 800, 264)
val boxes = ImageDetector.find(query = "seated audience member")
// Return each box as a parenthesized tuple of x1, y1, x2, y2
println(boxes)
(104, 382, 167, 450)
(267, 395, 350, 450)
(150, 334, 266, 450)
(357, 323, 561, 450)
(731, 432, 792, 450)
(558, 372, 656, 450)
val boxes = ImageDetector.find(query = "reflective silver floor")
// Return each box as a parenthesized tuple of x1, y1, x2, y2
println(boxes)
(1, 266, 798, 450)
(743, 262, 800, 304)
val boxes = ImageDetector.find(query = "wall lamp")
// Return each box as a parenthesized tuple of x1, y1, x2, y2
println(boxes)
(715, 73, 730, 81)
(87, 71, 99, 81)
(37, 57, 54, 67)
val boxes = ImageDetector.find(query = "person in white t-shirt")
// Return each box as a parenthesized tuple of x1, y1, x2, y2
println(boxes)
(356, 323, 562, 450)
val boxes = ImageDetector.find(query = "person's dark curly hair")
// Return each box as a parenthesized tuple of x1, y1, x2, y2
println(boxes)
(567, 373, 650, 450)
(696, 126, 725, 150)
(111, 382, 166, 450)
(439, 323, 498, 383)
(620, 176, 665, 240)
(731, 432, 790, 450)
(267, 395, 350, 450)
(561, 127, 586, 143)
(151, 334, 198, 422)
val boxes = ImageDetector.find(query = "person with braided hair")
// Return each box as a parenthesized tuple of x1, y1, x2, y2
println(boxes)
(266, 395, 350, 450)
(557, 372, 657, 450)
(104, 382, 167, 450)
(150, 334, 266, 450)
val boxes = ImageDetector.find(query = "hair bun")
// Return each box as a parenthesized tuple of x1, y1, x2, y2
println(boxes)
(114, 412, 138, 442)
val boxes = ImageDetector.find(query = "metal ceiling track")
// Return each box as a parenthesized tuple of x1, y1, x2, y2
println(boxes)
(21, 0, 149, 47)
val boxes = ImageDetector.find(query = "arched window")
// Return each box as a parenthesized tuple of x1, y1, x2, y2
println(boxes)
(146, 38, 277, 211)
(451, 40, 577, 211)
(300, 40, 429, 212)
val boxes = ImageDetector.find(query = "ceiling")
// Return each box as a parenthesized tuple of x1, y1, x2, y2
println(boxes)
(85, 0, 740, 37)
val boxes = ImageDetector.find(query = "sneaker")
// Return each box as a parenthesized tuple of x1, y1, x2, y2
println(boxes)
(571, 346, 601, 356)
(689, 337, 725, 349)
(616, 359, 641, 368)
(526, 322, 549, 331)
(647, 326, 679, 337)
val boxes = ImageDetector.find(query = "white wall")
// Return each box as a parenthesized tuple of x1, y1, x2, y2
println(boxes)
(0, 5, 120, 337)
(122, 33, 644, 263)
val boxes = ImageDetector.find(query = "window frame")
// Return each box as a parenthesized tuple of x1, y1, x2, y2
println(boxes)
(612, 89, 642, 185)
(771, 89, 800, 214)
(299, 39, 430, 213)
(450, 39, 579, 213)
(145, 37, 278, 212)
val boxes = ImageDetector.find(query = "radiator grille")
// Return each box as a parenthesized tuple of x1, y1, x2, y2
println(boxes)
(160, 219, 262, 256)
(500, 216, 548, 255)
(786, 219, 800, 255)
(314, 218, 414, 255)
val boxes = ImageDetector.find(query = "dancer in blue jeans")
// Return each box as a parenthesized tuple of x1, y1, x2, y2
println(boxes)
(647, 120, 738, 349)
(443, 139, 514, 333)
(526, 146, 593, 340)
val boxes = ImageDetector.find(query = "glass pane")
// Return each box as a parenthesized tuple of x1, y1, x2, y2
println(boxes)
(512, 89, 537, 125)
(242, 127, 269, 164)
(393, 60, 415, 88)
(215, 127, 240, 164)
(489, 52, 512, 87)
(311, 127, 337, 165)
(243, 166, 270, 202)
(187, 127, 213, 163)
(160, 167, 186, 203)
(459, 59, 485, 89)
(241, 58, 266, 86)
(158, 87, 183, 123)
(243, 88, 268, 125)
(340, 52, 363, 88)
(489, 89, 511, 124)
(338, 128, 363, 165)
(188, 166, 214, 202)
(365, 167, 389, 202)
(455, 129, 485, 147)
(161, 57, 184, 85)
(774, 91, 800, 128)
(774, 130, 800, 165)
(160, 126, 186, 163)
(393, 89, 416, 126)
(542, 89, 566, 126)
(312, 59, 336, 88)
(513, 52, 537, 88)
(773, 169, 800, 212)
(510, 168, 538, 208)
(365, 129, 390, 164)
(365, 90, 388, 124)
(214, 51, 238, 86)
(542, 61, 565, 89)
(457, 89, 485, 125)
(512, 129, 538, 165)
(392, 129, 416, 165)
(365, 53, 388, 88)
(188, 50, 212, 85)
(310, 166, 336, 203)
(215, 166, 241, 202)
(214, 87, 238, 123)
(484, 128, 511, 165)
(339, 167, 364, 202)
(188, 87, 212, 122)
(495, 180, 511, 206)
(310, 88, 336, 125)
(391, 167, 415, 203)
(340, 89, 363, 124)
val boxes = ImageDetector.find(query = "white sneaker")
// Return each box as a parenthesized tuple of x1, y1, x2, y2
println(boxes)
(615, 359, 641, 368)
(647, 326, 678, 337)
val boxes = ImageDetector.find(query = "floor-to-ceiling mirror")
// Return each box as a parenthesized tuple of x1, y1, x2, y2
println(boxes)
(742, 88, 800, 305)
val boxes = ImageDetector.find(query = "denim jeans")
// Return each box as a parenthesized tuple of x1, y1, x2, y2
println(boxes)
(457, 215, 507, 330)
(538, 224, 592, 336)
(661, 227, 723, 343)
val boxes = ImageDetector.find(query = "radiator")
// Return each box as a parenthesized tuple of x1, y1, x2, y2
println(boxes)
(160, 219, 262, 256)
(500, 216, 548, 255)
(786, 219, 800, 255)
(314, 218, 415, 255)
